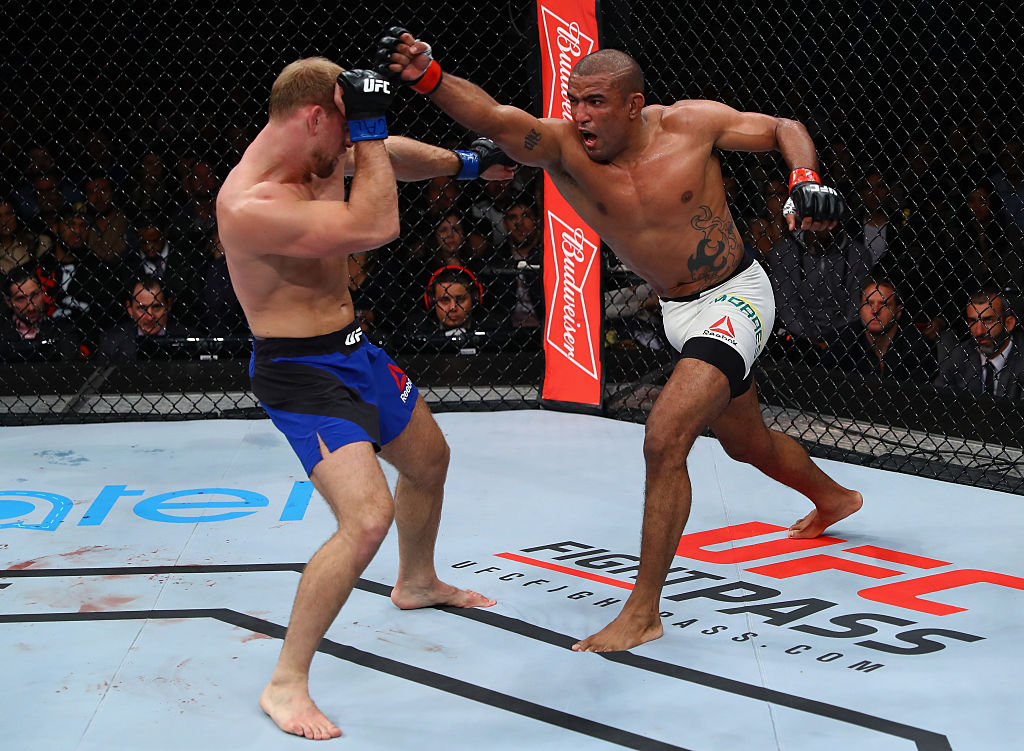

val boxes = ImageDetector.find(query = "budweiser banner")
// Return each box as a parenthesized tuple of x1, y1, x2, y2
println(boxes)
(537, 0, 603, 407)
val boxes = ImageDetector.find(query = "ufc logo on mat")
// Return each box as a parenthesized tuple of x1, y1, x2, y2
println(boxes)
(363, 79, 391, 94)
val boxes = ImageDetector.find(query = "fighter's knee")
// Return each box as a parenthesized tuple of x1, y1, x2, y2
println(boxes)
(720, 432, 773, 467)
(435, 437, 451, 470)
(720, 441, 756, 465)
(349, 512, 394, 557)
(422, 436, 450, 481)
(404, 435, 450, 487)
(643, 421, 697, 467)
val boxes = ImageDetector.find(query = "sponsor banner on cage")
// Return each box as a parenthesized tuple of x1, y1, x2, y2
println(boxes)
(537, 0, 602, 406)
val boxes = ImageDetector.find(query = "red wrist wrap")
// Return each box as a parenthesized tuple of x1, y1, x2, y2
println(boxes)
(789, 168, 820, 191)
(411, 61, 443, 95)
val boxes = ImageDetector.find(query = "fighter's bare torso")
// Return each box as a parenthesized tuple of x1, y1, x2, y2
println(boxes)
(543, 102, 743, 298)
(217, 144, 356, 339)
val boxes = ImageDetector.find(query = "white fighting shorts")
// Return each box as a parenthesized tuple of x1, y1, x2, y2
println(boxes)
(659, 254, 776, 397)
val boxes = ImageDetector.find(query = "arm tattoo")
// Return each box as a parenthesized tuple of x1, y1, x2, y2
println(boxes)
(687, 206, 740, 283)
(524, 129, 542, 151)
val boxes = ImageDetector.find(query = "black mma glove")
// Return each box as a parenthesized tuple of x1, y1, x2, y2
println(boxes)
(337, 69, 395, 141)
(376, 26, 444, 94)
(784, 168, 846, 226)
(453, 137, 517, 180)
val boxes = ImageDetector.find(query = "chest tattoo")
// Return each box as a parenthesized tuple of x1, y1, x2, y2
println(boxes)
(687, 205, 739, 283)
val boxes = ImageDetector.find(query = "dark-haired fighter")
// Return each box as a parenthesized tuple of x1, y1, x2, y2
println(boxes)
(380, 31, 863, 653)
(217, 57, 510, 739)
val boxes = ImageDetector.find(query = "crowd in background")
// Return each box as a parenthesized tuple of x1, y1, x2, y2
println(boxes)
(1, 119, 1021, 401)
(736, 129, 1023, 401)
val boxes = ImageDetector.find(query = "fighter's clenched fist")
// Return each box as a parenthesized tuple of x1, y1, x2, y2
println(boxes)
(337, 69, 395, 140)
(782, 167, 847, 232)
(376, 26, 443, 94)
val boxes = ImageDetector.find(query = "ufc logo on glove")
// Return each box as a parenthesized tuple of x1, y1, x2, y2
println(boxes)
(362, 78, 391, 94)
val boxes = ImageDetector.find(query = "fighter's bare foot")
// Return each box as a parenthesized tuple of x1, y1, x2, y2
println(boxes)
(391, 579, 496, 610)
(789, 490, 863, 539)
(572, 611, 663, 653)
(260, 680, 341, 740)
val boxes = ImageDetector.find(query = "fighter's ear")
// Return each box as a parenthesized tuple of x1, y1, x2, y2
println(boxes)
(627, 92, 645, 119)
(307, 105, 326, 134)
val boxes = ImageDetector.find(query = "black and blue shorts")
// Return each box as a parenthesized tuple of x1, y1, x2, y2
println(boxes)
(249, 321, 419, 475)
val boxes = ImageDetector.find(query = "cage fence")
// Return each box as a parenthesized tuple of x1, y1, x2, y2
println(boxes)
(1, 2, 1021, 494)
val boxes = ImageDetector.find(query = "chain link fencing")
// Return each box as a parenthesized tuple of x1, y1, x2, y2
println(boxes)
(2, 3, 1021, 493)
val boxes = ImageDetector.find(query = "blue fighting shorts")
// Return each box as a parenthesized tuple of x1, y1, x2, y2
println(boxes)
(249, 321, 419, 475)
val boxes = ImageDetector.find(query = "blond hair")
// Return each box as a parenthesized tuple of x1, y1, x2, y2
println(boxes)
(268, 57, 343, 120)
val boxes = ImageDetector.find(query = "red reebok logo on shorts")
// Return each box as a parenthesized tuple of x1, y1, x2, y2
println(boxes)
(709, 316, 736, 338)
(388, 363, 408, 391)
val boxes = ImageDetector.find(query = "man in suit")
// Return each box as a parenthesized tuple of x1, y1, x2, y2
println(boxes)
(98, 274, 192, 361)
(934, 285, 1024, 400)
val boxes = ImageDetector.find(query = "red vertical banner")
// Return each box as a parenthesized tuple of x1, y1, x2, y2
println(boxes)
(536, 0, 603, 407)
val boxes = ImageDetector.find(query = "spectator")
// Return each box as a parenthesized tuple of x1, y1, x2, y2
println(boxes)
(127, 151, 178, 215)
(128, 213, 206, 329)
(468, 173, 523, 247)
(768, 224, 873, 346)
(0, 266, 80, 362)
(988, 139, 1024, 233)
(0, 198, 45, 275)
(604, 249, 665, 351)
(23, 173, 69, 244)
(73, 128, 130, 191)
(851, 170, 907, 267)
(98, 274, 192, 362)
(742, 214, 781, 262)
(954, 183, 1024, 294)
(939, 124, 992, 200)
(822, 275, 937, 383)
(200, 230, 246, 336)
(35, 206, 126, 345)
(430, 211, 487, 270)
(822, 137, 859, 200)
(427, 265, 481, 333)
(14, 144, 80, 223)
(84, 175, 135, 261)
(171, 157, 219, 248)
(604, 280, 664, 351)
(934, 285, 1024, 400)
(899, 137, 950, 227)
(482, 202, 544, 328)
(355, 238, 430, 334)
(861, 168, 947, 339)
(423, 174, 461, 220)
(392, 265, 520, 353)
(347, 250, 378, 335)
(722, 173, 749, 225)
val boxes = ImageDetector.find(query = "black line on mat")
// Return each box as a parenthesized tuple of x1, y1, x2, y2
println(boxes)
(2, 564, 952, 751)
(0, 563, 305, 577)
(0, 607, 687, 751)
